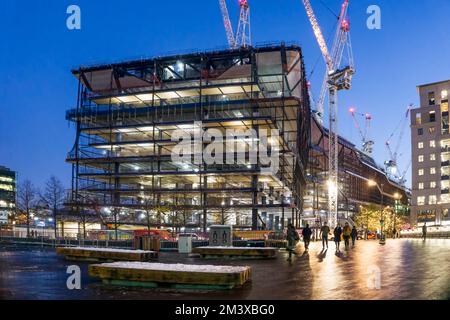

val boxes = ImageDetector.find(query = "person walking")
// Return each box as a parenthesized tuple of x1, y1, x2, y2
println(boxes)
(422, 223, 427, 240)
(286, 223, 299, 261)
(320, 222, 330, 249)
(343, 222, 352, 251)
(350, 226, 358, 247)
(334, 224, 342, 252)
(302, 224, 312, 251)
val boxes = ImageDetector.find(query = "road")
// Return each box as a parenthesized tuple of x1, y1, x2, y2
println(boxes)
(0, 239, 449, 300)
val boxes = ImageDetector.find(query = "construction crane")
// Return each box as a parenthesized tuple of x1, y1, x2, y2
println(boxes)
(349, 107, 374, 155)
(218, 0, 251, 48)
(236, 0, 251, 47)
(219, 0, 236, 48)
(385, 105, 412, 185)
(302, 0, 355, 227)
(314, 1, 354, 123)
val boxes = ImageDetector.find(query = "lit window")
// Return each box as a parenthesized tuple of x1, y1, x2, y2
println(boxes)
(429, 127, 436, 134)
(430, 140, 436, 148)
(418, 169, 424, 176)
(430, 181, 436, 188)
(416, 113, 422, 125)
(442, 90, 448, 100)
(417, 196, 425, 205)
(442, 101, 449, 113)
(418, 183, 424, 190)
(430, 154, 436, 161)
(418, 155, 424, 163)
(418, 142, 424, 149)
(429, 195, 437, 205)
(430, 167, 436, 174)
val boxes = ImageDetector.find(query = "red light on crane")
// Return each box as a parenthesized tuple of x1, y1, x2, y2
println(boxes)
(348, 107, 355, 114)
(239, 0, 248, 7)
(341, 18, 350, 32)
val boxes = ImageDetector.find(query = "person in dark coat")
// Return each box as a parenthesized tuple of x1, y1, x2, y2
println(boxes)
(422, 223, 427, 240)
(302, 224, 312, 251)
(334, 224, 342, 252)
(286, 223, 299, 261)
(350, 226, 358, 247)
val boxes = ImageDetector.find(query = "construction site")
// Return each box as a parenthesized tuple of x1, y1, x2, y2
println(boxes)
(64, 0, 410, 235)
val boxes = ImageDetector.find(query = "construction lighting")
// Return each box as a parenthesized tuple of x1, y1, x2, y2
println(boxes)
(367, 180, 377, 187)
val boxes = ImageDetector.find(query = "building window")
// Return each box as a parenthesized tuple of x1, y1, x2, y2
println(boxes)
(442, 101, 449, 113)
(429, 195, 437, 205)
(442, 90, 448, 100)
(418, 128, 424, 136)
(418, 155, 424, 163)
(418, 142, 424, 149)
(429, 111, 436, 122)
(418, 183, 424, 190)
(418, 169, 424, 176)
(430, 167, 436, 175)
(417, 196, 425, 205)
(430, 154, 436, 161)
(416, 113, 422, 125)
(430, 140, 436, 148)
(430, 181, 436, 188)
(428, 92, 435, 105)
(429, 127, 436, 134)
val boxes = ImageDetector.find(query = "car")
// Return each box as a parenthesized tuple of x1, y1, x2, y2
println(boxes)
(177, 233, 199, 240)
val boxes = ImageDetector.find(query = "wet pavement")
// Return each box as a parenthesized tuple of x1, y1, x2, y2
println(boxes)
(0, 239, 449, 300)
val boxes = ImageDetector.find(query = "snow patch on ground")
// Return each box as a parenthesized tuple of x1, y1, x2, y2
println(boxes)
(62, 247, 154, 254)
(96, 262, 250, 273)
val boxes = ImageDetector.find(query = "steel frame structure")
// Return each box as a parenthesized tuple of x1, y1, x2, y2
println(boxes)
(66, 44, 311, 235)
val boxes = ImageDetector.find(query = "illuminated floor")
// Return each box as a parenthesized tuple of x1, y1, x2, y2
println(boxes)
(1, 239, 449, 300)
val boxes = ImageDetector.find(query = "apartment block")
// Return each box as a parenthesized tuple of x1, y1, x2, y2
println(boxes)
(411, 79, 450, 226)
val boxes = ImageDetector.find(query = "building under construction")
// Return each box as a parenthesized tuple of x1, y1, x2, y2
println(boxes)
(302, 117, 410, 227)
(66, 44, 311, 232)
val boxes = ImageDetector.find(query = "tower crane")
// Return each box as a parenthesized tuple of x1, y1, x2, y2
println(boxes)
(219, 0, 236, 48)
(301, 0, 355, 227)
(385, 105, 412, 185)
(236, 0, 251, 47)
(218, 0, 251, 48)
(349, 107, 374, 155)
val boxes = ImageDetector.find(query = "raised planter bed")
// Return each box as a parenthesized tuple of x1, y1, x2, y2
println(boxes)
(192, 246, 277, 259)
(56, 246, 158, 262)
(88, 262, 251, 289)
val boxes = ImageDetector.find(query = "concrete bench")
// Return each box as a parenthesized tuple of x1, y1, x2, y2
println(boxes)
(56, 247, 158, 262)
(193, 246, 277, 259)
(88, 262, 251, 289)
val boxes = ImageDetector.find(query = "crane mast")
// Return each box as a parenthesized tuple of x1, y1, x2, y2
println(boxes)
(349, 107, 374, 155)
(302, 0, 354, 227)
(385, 105, 412, 184)
(236, 0, 251, 47)
(219, 0, 236, 48)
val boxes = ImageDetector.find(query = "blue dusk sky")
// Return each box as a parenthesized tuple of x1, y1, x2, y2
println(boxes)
(1, 0, 449, 189)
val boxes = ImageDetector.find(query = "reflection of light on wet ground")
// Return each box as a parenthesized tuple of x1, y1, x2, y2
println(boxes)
(1, 240, 450, 300)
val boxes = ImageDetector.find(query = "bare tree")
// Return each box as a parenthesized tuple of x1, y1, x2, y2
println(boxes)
(41, 176, 65, 239)
(18, 180, 37, 238)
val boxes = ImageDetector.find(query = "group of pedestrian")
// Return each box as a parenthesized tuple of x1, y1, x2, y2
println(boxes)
(286, 221, 360, 260)
(319, 222, 358, 252)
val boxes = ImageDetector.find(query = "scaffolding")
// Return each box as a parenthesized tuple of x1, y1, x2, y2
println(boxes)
(66, 44, 311, 235)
